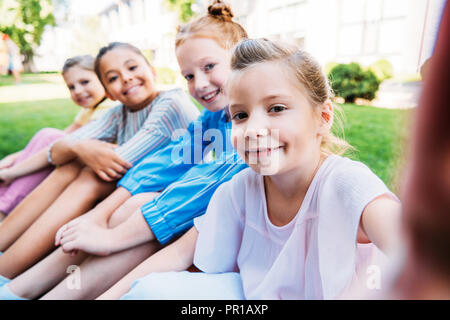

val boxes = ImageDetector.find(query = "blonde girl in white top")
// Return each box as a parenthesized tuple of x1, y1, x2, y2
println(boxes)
(117, 38, 402, 300)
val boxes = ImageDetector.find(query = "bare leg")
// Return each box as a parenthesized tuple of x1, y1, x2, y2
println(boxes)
(7, 248, 88, 299)
(41, 192, 160, 300)
(98, 227, 198, 300)
(5, 189, 136, 299)
(12, 70, 20, 84)
(0, 167, 115, 278)
(42, 241, 161, 300)
(0, 161, 83, 251)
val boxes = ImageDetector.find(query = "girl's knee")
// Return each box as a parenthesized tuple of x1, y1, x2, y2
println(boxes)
(76, 168, 105, 189)
(52, 161, 83, 181)
(75, 167, 115, 198)
(34, 128, 66, 144)
(107, 201, 137, 229)
(121, 193, 159, 212)
(108, 193, 160, 228)
(132, 192, 160, 203)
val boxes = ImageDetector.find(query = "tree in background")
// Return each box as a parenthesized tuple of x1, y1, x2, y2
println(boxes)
(69, 15, 107, 57)
(165, 0, 197, 23)
(0, 0, 56, 71)
(328, 62, 381, 103)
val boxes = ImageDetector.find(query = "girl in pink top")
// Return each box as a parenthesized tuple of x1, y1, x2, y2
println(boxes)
(0, 55, 107, 220)
(118, 38, 402, 300)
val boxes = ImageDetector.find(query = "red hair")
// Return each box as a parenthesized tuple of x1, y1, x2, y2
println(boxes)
(175, 0, 247, 50)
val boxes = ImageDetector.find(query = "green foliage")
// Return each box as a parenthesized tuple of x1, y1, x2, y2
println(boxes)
(341, 103, 411, 192)
(155, 66, 177, 85)
(328, 62, 381, 103)
(68, 15, 107, 57)
(0, 0, 56, 67)
(369, 58, 393, 81)
(165, 0, 196, 22)
(141, 49, 154, 64)
(323, 61, 338, 76)
(0, 98, 77, 158)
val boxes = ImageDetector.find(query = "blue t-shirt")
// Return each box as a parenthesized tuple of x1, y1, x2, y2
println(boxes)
(118, 108, 248, 244)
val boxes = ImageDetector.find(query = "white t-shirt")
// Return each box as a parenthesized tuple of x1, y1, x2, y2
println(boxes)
(193, 155, 397, 299)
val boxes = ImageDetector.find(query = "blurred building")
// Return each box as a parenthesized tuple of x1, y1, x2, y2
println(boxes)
(34, 0, 179, 72)
(97, 0, 179, 69)
(34, 0, 445, 75)
(223, 0, 446, 74)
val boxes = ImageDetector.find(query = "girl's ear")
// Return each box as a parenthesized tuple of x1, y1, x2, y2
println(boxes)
(318, 101, 334, 135)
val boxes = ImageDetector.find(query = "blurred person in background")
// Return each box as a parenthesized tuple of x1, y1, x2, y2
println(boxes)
(0, 34, 8, 75)
(3, 34, 23, 84)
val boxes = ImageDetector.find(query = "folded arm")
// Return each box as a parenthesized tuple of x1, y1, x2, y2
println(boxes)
(51, 139, 132, 182)
(0, 148, 49, 184)
(0, 151, 22, 169)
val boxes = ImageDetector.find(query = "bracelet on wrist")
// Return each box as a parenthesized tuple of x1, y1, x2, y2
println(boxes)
(47, 142, 57, 165)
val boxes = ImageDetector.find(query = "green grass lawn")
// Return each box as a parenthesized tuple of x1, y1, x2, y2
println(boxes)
(0, 74, 412, 193)
(338, 103, 412, 193)
(0, 72, 60, 87)
(0, 98, 79, 157)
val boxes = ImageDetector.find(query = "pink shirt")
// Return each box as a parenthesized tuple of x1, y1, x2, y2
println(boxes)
(193, 155, 396, 299)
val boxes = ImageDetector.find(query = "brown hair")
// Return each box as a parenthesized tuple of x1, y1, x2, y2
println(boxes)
(231, 38, 353, 156)
(175, 0, 248, 50)
(94, 42, 150, 85)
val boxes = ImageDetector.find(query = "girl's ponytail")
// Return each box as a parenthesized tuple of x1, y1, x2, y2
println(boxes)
(208, 0, 234, 22)
(175, 0, 247, 50)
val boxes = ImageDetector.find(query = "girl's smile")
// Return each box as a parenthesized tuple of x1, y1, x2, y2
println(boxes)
(246, 146, 285, 158)
(76, 95, 93, 106)
(200, 88, 221, 105)
(123, 83, 143, 96)
(99, 48, 157, 110)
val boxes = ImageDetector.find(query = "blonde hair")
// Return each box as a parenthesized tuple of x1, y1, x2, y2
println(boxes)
(231, 38, 353, 156)
(175, 0, 248, 50)
(62, 55, 95, 74)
